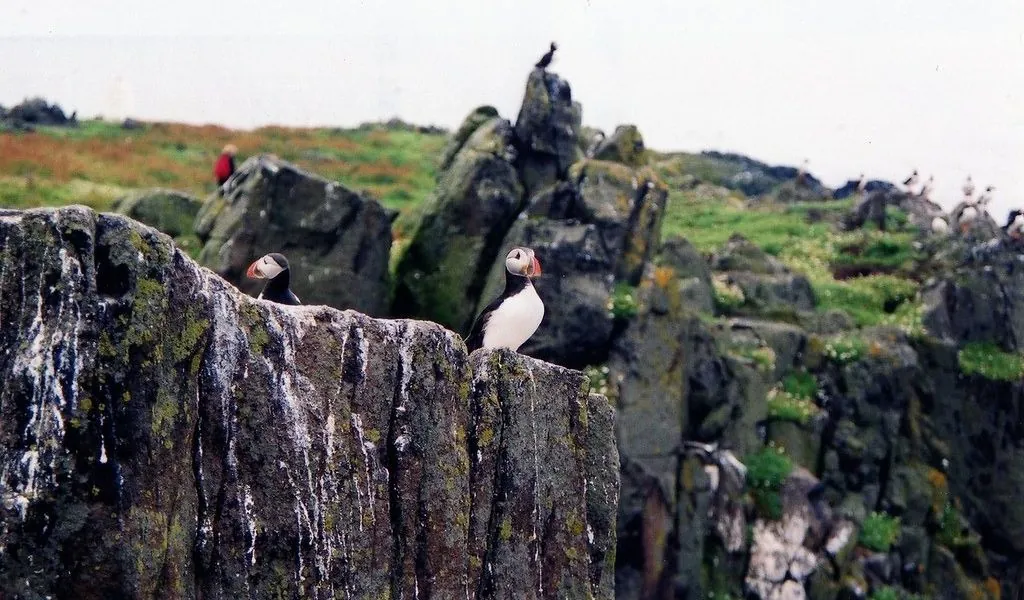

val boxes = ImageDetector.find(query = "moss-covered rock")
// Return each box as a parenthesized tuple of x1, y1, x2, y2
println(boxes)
(112, 187, 201, 240)
(591, 124, 646, 167)
(0, 206, 616, 599)
(392, 117, 524, 332)
(514, 68, 579, 197)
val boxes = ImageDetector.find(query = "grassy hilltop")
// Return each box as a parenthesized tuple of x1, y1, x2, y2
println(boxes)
(0, 117, 948, 351)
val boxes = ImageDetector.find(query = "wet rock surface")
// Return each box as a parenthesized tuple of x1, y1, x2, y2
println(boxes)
(0, 207, 616, 599)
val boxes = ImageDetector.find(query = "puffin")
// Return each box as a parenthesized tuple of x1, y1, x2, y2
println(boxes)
(978, 185, 996, 209)
(931, 216, 950, 234)
(795, 158, 809, 186)
(963, 175, 975, 200)
(959, 206, 979, 234)
(1005, 209, 1023, 231)
(245, 252, 301, 305)
(535, 42, 557, 70)
(918, 175, 934, 199)
(465, 247, 544, 353)
(1007, 213, 1024, 240)
(902, 169, 919, 190)
(856, 173, 867, 193)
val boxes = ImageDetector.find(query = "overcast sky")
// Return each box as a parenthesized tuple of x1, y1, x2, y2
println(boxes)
(2, 0, 1022, 217)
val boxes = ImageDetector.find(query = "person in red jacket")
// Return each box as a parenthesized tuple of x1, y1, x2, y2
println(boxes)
(213, 144, 238, 186)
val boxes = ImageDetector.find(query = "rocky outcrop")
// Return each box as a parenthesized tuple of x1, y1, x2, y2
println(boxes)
(514, 69, 580, 198)
(194, 155, 394, 316)
(847, 189, 946, 233)
(475, 160, 668, 368)
(711, 234, 816, 315)
(591, 125, 646, 167)
(1, 97, 76, 129)
(0, 206, 617, 599)
(113, 188, 202, 248)
(921, 242, 1024, 350)
(392, 116, 524, 332)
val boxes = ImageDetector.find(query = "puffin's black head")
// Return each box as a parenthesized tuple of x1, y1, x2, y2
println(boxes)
(550, 42, 557, 51)
(504, 247, 542, 279)
(246, 252, 290, 280)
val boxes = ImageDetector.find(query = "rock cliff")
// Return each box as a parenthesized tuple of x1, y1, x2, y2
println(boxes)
(0, 206, 617, 599)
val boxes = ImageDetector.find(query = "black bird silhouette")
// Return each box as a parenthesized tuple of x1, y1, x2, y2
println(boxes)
(535, 42, 557, 69)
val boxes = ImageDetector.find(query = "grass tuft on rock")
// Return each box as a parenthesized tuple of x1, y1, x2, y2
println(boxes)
(958, 342, 1024, 382)
(859, 511, 901, 553)
(745, 446, 793, 520)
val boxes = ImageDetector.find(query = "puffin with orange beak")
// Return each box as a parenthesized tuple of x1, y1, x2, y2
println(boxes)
(245, 252, 301, 305)
(465, 246, 544, 352)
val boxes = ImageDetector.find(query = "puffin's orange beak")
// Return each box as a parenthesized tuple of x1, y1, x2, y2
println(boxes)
(530, 256, 542, 278)
(246, 260, 262, 279)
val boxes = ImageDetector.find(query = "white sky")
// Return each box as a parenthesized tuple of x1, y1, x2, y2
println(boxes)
(2, 0, 1023, 218)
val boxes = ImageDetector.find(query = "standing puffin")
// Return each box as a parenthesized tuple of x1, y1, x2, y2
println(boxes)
(465, 247, 544, 353)
(902, 169, 919, 191)
(535, 42, 557, 70)
(246, 252, 301, 305)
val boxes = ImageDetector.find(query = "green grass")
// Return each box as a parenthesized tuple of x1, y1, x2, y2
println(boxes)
(958, 342, 1024, 381)
(768, 372, 819, 425)
(607, 283, 639, 319)
(658, 183, 924, 331)
(822, 334, 868, 364)
(781, 370, 817, 399)
(745, 446, 793, 520)
(859, 511, 901, 552)
(935, 502, 972, 548)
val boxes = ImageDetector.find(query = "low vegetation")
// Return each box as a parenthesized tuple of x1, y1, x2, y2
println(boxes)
(0, 119, 446, 237)
(745, 445, 793, 520)
(859, 511, 901, 553)
(766, 371, 820, 425)
(958, 342, 1024, 382)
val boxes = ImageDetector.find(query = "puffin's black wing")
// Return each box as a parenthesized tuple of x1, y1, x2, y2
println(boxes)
(464, 295, 504, 352)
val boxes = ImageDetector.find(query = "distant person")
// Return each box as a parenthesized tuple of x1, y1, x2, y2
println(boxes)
(214, 144, 238, 187)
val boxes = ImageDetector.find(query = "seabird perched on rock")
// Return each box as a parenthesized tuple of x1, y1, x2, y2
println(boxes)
(465, 247, 544, 352)
(246, 252, 301, 305)
(1005, 209, 1023, 231)
(902, 170, 919, 191)
(856, 173, 867, 193)
(795, 159, 810, 186)
(1007, 213, 1024, 240)
(978, 185, 995, 209)
(535, 42, 557, 70)
(931, 216, 950, 234)
(917, 175, 934, 199)
(959, 206, 979, 234)
(963, 175, 975, 200)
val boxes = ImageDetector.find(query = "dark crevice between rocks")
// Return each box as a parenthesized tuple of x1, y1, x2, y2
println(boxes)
(475, 376, 509, 597)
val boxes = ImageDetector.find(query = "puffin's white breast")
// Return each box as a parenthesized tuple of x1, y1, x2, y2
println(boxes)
(482, 284, 544, 352)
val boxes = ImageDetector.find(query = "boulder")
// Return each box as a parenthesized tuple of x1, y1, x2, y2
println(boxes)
(832, 179, 897, 201)
(438, 105, 501, 172)
(194, 155, 394, 316)
(951, 201, 1001, 239)
(921, 247, 1024, 350)
(514, 68, 580, 197)
(0, 206, 617, 599)
(2, 97, 74, 127)
(711, 234, 790, 275)
(392, 117, 524, 332)
(591, 125, 646, 167)
(112, 187, 202, 240)
(475, 160, 668, 367)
